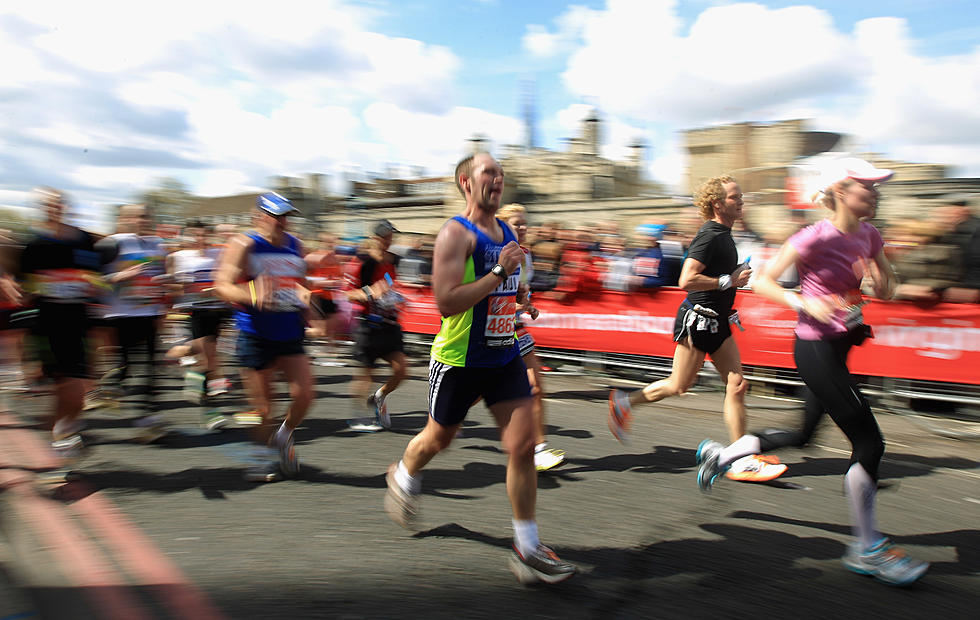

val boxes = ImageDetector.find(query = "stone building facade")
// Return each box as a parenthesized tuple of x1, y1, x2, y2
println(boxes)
(182, 116, 978, 243)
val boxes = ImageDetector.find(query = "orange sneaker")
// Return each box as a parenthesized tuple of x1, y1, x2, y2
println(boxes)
(608, 389, 632, 443)
(725, 455, 788, 482)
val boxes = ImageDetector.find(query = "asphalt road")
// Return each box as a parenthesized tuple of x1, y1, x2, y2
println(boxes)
(1, 355, 978, 620)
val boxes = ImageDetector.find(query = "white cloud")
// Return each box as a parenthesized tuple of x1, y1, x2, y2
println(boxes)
(522, 5, 603, 59)
(363, 103, 523, 174)
(536, 0, 980, 181)
(0, 0, 462, 203)
(195, 169, 256, 197)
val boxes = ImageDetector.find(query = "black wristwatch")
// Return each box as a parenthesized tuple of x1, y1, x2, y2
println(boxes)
(490, 263, 507, 280)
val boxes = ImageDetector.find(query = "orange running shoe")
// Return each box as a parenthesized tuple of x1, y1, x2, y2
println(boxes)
(725, 455, 788, 482)
(608, 389, 632, 443)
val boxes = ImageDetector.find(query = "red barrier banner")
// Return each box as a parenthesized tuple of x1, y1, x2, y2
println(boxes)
(397, 286, 980, 385)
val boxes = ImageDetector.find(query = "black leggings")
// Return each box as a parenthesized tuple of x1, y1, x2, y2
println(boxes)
(756, 334, 884, 480)
(114, 316, 160, 412)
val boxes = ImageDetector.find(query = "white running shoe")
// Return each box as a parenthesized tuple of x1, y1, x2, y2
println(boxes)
(368, 390, 391, 429)
(534, 448, 566, 472)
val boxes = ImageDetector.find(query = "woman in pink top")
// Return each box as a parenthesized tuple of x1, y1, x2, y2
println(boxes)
(695, 158, 929, 586)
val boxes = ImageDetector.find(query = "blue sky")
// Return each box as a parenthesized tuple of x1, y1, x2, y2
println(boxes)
(1, 0, 978, 231)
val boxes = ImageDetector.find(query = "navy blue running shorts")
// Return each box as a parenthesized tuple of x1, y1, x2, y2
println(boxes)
(236, 331, 305, 370)
(427, 355, 531, 427)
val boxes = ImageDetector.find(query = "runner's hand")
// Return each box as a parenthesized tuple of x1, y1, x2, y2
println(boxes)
(733, 267, 752, 288)
(114, 263, 146, 283)
(498, 241, 522, 275)
(801, 296, 835, 324)
(0, 276, 21, 304)
(253, 274, 274, 310)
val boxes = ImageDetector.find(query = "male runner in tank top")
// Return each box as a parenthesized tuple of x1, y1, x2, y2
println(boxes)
(384, 152, 577, 584)
(215, 193, 314, 482)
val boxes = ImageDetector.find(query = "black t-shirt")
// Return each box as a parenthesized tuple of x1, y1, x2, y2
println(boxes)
(685, 221, 737, 312)
(20, 226, 101, 305)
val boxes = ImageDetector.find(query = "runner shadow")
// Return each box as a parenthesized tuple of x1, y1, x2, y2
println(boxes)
(559, 445, 696, 476)
(67, 466, 268, 499)
(780, 453, 979, 481)
(729, 511, 979, 576)
(546, 388, 611, 403)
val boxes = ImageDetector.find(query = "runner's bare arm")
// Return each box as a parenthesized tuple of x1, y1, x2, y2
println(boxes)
(432, 220, 521, 317)
(214, 234, 255, 307)
(754, 241, 833, 323)
(753, 242, 799, 304)
(869, 248, 897, 300)
(677, 257, 719, 291)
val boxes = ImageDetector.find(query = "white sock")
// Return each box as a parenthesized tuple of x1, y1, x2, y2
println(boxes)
(52, 419, 80, 440)
(718, 435, 762, 468)
(512, 519, 540, 556)
(395, 460, 421, 495)
(375, 387, 386, 402)
(534, 442, 547, 453)
(845, 463, 881, 550)
(274, 422, 292, 445)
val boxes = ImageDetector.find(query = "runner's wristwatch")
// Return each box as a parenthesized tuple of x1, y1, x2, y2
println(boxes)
(491, 263, 507, 279)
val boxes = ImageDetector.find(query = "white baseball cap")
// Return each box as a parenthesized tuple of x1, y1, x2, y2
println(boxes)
(833, 157, 894, 184)
(799, 156, 894, 204)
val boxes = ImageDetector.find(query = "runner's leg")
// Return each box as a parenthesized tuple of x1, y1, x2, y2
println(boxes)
(707, 336, 748, 442)
(489, 397, 537, 520)
(633, 338, 705, 406)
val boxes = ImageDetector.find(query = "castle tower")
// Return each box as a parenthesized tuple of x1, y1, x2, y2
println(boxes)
(580, 109, 601, 157)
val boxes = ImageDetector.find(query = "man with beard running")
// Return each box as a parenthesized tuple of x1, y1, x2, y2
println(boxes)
(608, 175, 786, 483)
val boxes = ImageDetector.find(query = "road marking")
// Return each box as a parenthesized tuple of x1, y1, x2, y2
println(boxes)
(0, 470, 152, 620)
(67, 481, 229, 620)
(1, 411, 227, 620)
(964, 497, 980, 505)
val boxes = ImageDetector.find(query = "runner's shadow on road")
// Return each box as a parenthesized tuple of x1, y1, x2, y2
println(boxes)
(729, 511, 979, 577)
(560, 445, 695, 476)
(298, 463, 500, 497)
(546, 388, 611, 403)
(413, 521, 838, 584)
(69, 466, 270, 500)
(780, 453, 979, 481)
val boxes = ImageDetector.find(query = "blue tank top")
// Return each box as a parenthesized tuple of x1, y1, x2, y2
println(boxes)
(234, 232, 306, 342)
(430, 216, 520, 367)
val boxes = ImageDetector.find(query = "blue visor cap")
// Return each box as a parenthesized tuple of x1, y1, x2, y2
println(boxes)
(257, 192, 300, 216)
(636, 223, 665, 239)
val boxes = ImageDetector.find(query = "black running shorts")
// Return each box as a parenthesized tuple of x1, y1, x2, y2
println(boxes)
(427, 355, 531, 427)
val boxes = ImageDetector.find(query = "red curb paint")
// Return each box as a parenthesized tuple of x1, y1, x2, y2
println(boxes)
(69, 488, 227, 620)
(0, 470, 152, 620)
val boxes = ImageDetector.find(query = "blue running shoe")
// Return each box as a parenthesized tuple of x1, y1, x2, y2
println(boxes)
(842, 539, 929, 586)
(696, 439, 727, 493)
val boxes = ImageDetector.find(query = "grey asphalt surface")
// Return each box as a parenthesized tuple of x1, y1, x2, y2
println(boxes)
(1, 352, 978, 620)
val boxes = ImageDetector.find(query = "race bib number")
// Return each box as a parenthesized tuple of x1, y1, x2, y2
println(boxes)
(516, 326, 535, 353)
(269, 277, 305, 312)
(120, 275, 165, 304)
(34, 269, 93, 302)
(485, 295, 516, 348)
